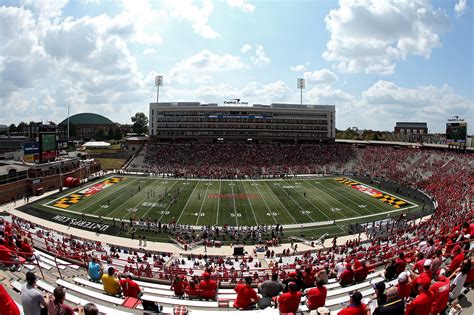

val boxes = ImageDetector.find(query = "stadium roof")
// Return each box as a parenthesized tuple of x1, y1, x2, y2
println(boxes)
(59, 113, 114, 126)
(151, 102, 335, 110)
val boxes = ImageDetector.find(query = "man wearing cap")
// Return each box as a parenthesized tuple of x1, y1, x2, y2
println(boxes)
(233, 276, 259, 310)
(277, 282, 301, 313)
(21, 271, 50, 315)
(198, 272, 217, 300)
(337, 291, 369, 315)
(339, 263, 354, 286)
(429, 269, 450, 314)
(305, 278, 327, 310)
(102, 267, 122, 296)
(405, 277, 433, 315)
(282, 271, 298, 292)
(411, 259, 433, 293)
(354, 260, 369, 282)
(119, 274, 142, 299)
(448, 245, 464, 274)
(396, 271, 412, 299)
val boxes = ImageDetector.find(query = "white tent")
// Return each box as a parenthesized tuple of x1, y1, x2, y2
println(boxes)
(82, 141, 111, 148)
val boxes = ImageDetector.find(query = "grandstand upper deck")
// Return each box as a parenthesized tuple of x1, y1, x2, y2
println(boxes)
(149, 102, 335, 143)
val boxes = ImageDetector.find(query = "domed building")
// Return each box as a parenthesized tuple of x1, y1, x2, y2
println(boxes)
(59, 113, 119, 141)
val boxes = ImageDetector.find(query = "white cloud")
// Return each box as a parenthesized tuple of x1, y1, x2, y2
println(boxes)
(143, 48, 156, 55)
(454, 0, 467, 16)
(251, 45, 270, 64)
(23, 0, 69, 19)
(227, 0, 255, 13)
(162, 80, 293, 105)
(168, 49, 245, 84)
(290, 64, 307, 72)
(323, 0, 450, 74)
(303, 69, 338, 85)
(164, 0, 219, 39)
(352, 80, 474, 131)
(240, 44, 252, 53)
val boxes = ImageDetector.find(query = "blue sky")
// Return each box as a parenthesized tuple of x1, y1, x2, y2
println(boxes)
(0, 0, 472, 132)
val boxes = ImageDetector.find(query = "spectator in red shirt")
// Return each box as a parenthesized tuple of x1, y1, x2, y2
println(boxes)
(339, 264, 354, 286)
(0, 283, 20, 315)
(305, 278, 327, 310)
(20, 238, 34, 260)
(277, 282, 301, 313)
(198, 272, 217, 300)
(48, 286, 74, 315)
(354, 260, 369, 282)
(338, 291, 369, 315)
(413, 252, 426, 274)
(411, 259, 433, 288)
(396, 252, 407, 275)
(396, 272, 412, 299)
(185, 279, 199, 299)
(119, 274, 142, 299)
(170, 276, 187, 298)
(233, 276, 259, 310)
(405, 277, 434, 315)
(448, 245, 464, 274)
(429, 269, 450, 315)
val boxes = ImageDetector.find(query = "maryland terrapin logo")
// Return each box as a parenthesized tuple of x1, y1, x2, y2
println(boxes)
(335, 178, 411, 209)
(52, 177, 126, 209)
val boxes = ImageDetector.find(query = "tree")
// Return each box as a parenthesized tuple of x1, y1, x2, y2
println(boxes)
(114, 128, 123, 140)
(131, 112, 148, 135)
(107, 127, 114, 140)
(9, 124, 16, 133)
(95, 128, 106, 141)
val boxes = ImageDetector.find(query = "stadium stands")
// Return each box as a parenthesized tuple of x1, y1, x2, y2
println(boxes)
(1, 143, 472, 314)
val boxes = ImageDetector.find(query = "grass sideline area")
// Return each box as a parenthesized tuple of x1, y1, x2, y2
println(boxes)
(95, 158, 126, 170)
(26, 175, 423, 242)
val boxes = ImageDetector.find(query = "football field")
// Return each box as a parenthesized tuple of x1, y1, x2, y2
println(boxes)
(35, 175, 420, 229)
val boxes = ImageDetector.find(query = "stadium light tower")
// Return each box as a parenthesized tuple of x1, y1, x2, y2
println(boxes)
(155, 75, 163, 103)
(297, 78, 305, 105)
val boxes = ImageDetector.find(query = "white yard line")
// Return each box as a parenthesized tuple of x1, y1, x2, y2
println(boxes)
(215, 181, 222, 225)
(155, 181, 180, 222)
(195, 181, 210, 226)
(263, 181, 298, 224)
(338, 177, 418, 206)
(240, 180, 258, 225)
(274, 180, 323, 221)
(43, 175, 125, 207)
(176, 181, 200, 223)
(303, 179, 364, 218)
(281, 179, 333, 222)
(230, 181, 239, 226)
(140, 180, 171, 220)
(322, 180, 383, 216)
(89, 178, 140, 215)
(107, 180, 154, 218)
(251, 179, 277, 224)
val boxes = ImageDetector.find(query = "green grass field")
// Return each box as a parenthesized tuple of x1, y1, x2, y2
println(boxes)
(34, 175, 420, 233)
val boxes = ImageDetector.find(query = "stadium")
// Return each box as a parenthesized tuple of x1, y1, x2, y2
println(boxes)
(0, 98, 472, 315)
